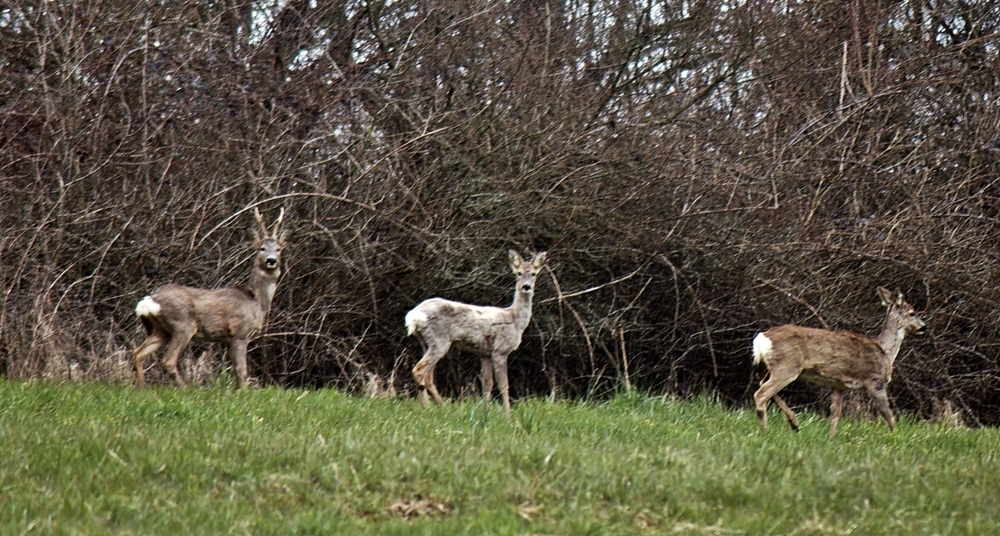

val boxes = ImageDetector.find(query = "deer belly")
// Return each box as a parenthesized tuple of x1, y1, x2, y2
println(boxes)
(196, 316, 260, 341)
(799, 370, 861, 390)
(195, 326, 231, 342)
(453, 340, 491, 356)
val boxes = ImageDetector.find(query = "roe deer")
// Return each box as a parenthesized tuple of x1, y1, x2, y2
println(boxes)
(752, 286, 926, 437)
(405, 250, 547, 417)
(133, 207, 288, 388)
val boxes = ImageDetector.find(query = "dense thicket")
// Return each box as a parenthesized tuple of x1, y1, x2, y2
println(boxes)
(2, 1, 999, 424)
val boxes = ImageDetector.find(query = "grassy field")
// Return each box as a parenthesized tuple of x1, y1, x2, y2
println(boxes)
(0, 379, 997, 535)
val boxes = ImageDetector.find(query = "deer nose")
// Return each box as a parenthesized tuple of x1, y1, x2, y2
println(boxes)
(265, 258, 279, 269)
(521, 283, 532, 292)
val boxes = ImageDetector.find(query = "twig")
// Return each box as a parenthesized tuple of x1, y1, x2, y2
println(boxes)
(539, 263, 646, 304)
(619, 328, 631, 392)
(546, 268, 595, 378)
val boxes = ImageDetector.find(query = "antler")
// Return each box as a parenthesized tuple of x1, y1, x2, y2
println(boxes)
(253, 206, 285, 239)
(253, 207, 269, 238)
(271, 207, 285, 238)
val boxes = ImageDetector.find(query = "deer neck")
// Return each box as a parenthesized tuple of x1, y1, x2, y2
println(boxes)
(510, 288, 534, 331)
(876, 315, 906, 365)
(249, 266, 280, 313)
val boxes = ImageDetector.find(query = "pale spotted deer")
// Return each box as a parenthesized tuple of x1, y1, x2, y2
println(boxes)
(405, 250, 547, 417)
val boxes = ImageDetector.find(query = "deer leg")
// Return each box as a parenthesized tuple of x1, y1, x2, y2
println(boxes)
(867, 385, 896, 431)
(829, 390, 845, 438)
(753, 368, 800, 431)
(423, 364, 445, 405)
(491, 353, 511, 418)
(133, 329, 168, 388)
(771, 395, 800, 431)
(412, 342, 449, 407)
(480, 357, 495, 403)
(228, 339, 249, 388)
(411, 352, 431, 407)
(160, 327, 196, 387)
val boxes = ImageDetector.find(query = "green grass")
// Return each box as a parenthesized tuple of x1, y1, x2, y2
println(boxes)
(1, 380, 998, 535)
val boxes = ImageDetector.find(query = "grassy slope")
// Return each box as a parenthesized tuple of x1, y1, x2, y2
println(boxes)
(0, 380, 997, 535)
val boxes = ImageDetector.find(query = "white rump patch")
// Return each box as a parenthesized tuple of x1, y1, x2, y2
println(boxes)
(135, 296, 161, 318)
(404, 309, 428, 336)
(752, 332, 773, 366)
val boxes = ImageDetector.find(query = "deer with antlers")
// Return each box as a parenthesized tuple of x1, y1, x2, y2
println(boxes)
(752, 286, 926, 437)
(132, 207, 288, 388)
(405, 250, 547, 417)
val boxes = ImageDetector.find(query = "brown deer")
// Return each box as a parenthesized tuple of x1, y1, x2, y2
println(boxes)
(752, 286, 926, 437)
(132, 207, 288, 388)
(405, 250, 547, 417)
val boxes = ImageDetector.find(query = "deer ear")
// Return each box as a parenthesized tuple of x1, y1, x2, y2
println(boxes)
(877, 286, 894, 306)
(277, 228, 291, 246)
(508, 249, 523, 269)
(532, 251, 547, 268)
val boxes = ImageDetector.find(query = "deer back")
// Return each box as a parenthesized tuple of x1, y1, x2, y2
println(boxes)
(150, 284, 266, 342)
(412, 298, 519, 355)
(762, 325, 890, 389)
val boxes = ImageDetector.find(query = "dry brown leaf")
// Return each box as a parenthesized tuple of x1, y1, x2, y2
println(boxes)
(386, 496, 451, 519)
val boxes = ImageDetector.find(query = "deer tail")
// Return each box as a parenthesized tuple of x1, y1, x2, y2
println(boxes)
(135, 296, 161, 335)
(135, 296, 161, 317)
(404, 309, 428, 337)
(752, 332, 773, 367)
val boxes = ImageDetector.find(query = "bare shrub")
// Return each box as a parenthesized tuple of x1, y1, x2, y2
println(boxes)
(2, 1, 999, 423)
